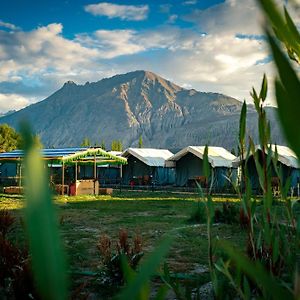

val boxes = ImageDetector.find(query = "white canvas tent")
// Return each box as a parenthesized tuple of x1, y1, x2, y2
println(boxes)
(121, 148, 174, 185)
(167, 146, 237, 188)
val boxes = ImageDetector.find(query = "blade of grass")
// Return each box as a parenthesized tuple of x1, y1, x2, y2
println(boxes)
(118, 236, 172, 300)
(220, 241, 293, 300)
(21, 123, 68, 300)
(267, 32, 300, 159)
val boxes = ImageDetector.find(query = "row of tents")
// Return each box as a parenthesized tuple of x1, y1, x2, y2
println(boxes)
(0, 145, 299, 194)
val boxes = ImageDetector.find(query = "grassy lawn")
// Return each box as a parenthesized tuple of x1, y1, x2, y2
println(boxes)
(1, 190, 299, 298)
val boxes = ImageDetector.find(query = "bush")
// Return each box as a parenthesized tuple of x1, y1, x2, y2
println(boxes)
(188, 201, 207, 224)
(214, 201, 239, 224)
(97, 229, 143, 286)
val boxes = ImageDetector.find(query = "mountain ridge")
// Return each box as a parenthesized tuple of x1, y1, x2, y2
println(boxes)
(0, 70, 285, 150)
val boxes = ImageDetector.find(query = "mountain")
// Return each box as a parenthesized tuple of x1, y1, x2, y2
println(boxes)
(0, 110, 16, 118)
(0, 70, 285, 150)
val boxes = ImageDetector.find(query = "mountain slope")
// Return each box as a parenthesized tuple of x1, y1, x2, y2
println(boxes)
(0, 70, 285, 150)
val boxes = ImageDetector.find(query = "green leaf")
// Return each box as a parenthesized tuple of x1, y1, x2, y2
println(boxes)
(272, 236, 279, 263)
(21, 123, 68, 300)
(118, 236, 173, 300)
(250, 87, 260, 112)
(264, 30, 300, 159)
(153, 285, 169, 300)
(243, 276, 251, 300)
(259, 73, 268, 102)
(239, 101, 247, 146)
(257, 0, 300, 62)
(203, 145, 211, 180)
(284, 7, 300, 46)
(221, 241, 293, 300)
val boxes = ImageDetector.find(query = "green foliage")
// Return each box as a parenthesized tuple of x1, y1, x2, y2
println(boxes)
(239, 101, 247, 154)
(111, 140, 123, 151)
(0, 211, 38, 299)
(118, 236, 172, 300)
(100, 139, 106, 150)
(97, 229, 144, 286)
(268, 33, 300, 160)
(221, 241, 293, 300)
(138, 135, 143, 148)
(214, 201, 239, 224)
(21, 123, 68, 300)
(211, 2, 300, 298)
(81, 137, 91, 147)
(188, 200, 206, 224)
(0, 124, 21, 152)
(257, 0, 300, 64)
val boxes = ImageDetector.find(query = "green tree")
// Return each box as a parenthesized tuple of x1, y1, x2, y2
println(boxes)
(81, 137, 91, 147)
(0, 124, 21, 152)
(111, 140, 123, 151)
(100, 139, 106, 150)
(138, 135, 143, 148)
(33, 134, 43, 149)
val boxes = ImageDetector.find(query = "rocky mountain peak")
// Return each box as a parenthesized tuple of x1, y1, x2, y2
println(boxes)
(0, 70, 284, 149)
(63, 80, 77, 87)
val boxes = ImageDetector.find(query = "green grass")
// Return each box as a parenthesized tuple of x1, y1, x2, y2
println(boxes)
(1, 190, 299, 298)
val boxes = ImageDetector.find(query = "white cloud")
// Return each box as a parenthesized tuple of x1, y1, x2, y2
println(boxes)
(185, 0, 263, 35)
(107, 30, 273, 104)
(0, 23, 101, 83)
(0, 93, 33, 113)
(159, 4, 172, 14)
(84, 2, 149, 21)
(185, 0, 299, 36)
(0, 0, 280, 114)
(182, 0, 197, 5)
(76, 29, 145, 59)
(0, 20, 20, 31)
(167, 15, 178, 24)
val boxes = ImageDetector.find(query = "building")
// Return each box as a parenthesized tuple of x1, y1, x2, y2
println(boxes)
(0, 147, 127, 195)
(121, 148, 174, 186)
(167, 146, 237, 190)
(233, 145, 300, 194)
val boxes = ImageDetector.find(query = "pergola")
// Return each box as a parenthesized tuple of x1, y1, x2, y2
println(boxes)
(0, 147, 127, 195)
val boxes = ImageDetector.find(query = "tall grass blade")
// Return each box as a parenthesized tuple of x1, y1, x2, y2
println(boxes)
(267, 33, 300, 159)
(239, 101, 247, 149)
(21, 123, 68, 300)
(118, 236, 172, 300)
(221, 241, 293, 300)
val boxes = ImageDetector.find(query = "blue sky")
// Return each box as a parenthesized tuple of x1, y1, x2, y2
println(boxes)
(0, 0, 280, 112)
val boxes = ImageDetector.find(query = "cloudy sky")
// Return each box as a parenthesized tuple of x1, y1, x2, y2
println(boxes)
(0, 0, 292, 113)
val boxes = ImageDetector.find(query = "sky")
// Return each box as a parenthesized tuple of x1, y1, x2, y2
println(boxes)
(0, 0, 296, 113)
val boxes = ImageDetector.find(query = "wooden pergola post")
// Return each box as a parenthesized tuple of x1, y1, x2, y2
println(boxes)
(75, 161, 78, 182)
(62, 160, 65, 196)
(93, 155, 97, 195)
(18, 163, 22, 188)
(75, 161, 78, 196)
(120, 164, 123, 192)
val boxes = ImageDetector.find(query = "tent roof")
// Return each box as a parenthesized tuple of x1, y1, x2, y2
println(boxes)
(167, 146, 237, 168)
(233, 144, 299, 169)
(0, 147, 127, 165)
(121, 148, 173, 167)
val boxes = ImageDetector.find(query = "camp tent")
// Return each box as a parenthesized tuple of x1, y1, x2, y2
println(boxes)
(97, 151, 123, 185)
(121, 148, 174, 185)
(0, 147, 127, 194)
(167, 146, 237, 190)
(233, 145, 300, 193)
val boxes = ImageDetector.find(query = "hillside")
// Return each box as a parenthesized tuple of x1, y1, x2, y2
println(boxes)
(0, 70, 285, 150)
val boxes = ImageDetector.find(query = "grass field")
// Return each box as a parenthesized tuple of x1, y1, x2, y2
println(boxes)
(1, 190, 299, 298)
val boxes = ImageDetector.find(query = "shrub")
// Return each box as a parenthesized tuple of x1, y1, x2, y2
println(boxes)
(0, 210, 38, 299)
(188, 201, 206, 224)
(97, 229, 143, 286)
(214, 201, 239, 224)
(0, 210, 15, 238)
